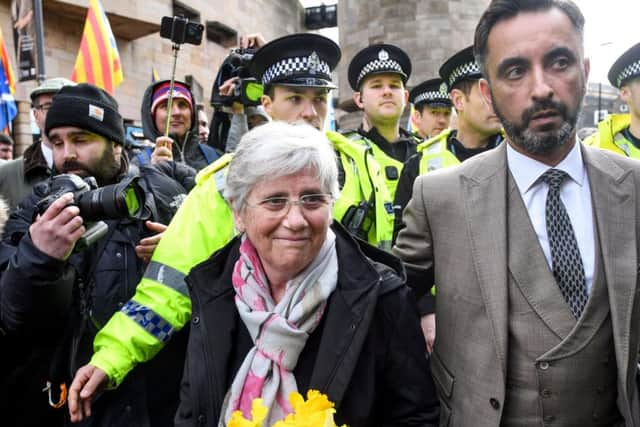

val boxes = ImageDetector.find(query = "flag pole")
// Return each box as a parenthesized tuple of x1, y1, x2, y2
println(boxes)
(33, 0, 46, 84)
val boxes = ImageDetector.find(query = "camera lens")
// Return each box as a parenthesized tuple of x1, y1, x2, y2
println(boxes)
(75, 177, 145, 222)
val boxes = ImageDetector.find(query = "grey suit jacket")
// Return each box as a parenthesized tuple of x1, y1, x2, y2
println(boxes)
(393, 142, 640, 426)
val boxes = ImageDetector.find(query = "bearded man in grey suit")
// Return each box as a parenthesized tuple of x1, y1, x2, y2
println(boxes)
(393, 0, 640, 425)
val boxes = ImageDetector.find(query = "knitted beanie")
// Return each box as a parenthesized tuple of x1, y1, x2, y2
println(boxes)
(45, 83, 125, 145)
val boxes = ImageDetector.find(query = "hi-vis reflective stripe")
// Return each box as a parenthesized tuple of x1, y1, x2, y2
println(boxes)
(427, 157, 444, 171)
(120, 300, 175, 343)
(214, 168, 227, 193)
(144, 260, 188, 296)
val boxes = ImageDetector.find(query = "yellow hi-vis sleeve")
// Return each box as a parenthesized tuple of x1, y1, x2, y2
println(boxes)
(90, 160, 236, 387)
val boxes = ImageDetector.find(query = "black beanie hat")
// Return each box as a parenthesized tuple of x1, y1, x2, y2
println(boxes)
(45, 83, 125, 145)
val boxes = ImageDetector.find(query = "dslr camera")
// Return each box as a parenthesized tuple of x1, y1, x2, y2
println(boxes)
(35, 174, 148, 251)
(211, 48, 263, 108)
(160, 16, 204, 46)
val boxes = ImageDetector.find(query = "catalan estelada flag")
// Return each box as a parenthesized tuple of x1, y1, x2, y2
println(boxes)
(71, 0, 123, 94)
(0, 28, 17, 131)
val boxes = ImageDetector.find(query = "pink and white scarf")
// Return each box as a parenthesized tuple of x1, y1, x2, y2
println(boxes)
(219, 229, 338, 426)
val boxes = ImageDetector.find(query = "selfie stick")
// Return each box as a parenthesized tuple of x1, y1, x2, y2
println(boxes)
(164, 43, 181, 137)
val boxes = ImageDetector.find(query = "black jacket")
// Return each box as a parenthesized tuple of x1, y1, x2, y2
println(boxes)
(0, 139, 52, 209)
(0, 159, 194, 427)
(175, 223, 439, 427)
(140, 80, 212, 171)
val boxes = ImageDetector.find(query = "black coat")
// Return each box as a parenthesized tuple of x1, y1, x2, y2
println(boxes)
(175, 223, 439, 427)
(0, 161, 195, 427)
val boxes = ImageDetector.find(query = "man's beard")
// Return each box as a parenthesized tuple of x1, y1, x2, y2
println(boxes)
(491, 90, 583, 156)
(61, 144, 121, 186)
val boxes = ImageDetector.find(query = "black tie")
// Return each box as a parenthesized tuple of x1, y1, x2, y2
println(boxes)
(541, 168, 588, 318)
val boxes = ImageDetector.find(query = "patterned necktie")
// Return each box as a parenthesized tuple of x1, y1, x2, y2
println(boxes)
(541, 168, 588, 318)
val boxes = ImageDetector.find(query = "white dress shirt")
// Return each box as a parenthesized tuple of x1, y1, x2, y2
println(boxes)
(507, 140, 595, 294)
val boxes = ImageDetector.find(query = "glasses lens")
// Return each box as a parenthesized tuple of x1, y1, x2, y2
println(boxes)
(300, 194, 332, 209)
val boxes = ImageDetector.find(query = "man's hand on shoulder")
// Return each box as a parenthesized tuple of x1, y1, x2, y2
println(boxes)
(29, 193, 85, 260)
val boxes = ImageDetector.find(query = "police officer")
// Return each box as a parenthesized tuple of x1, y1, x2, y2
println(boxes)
(68, 34, 396, 417)
(395, 46, 503, 224)
(345, 43, 417, 201)
(584, 42, 640, 157)
(409, 78, 452, 140)
(393, 46, 503, 354)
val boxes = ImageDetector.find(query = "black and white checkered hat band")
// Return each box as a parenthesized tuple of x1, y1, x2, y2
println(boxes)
(448, 61, 480, 87)
(356, 59, 404, 88)
(616, 60, 640, 87)
(414, 91, 449, 104)
(262, 56, 331, 85)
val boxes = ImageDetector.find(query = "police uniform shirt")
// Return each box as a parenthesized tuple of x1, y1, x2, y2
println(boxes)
(358, 126, 417, 164)
(622, 127, 640, 149)
(447, 130, 502, 163)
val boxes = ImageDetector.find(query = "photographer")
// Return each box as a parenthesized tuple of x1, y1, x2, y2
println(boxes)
(0, 84, 193, 427)
(138, 79, 219, 171)
(210, 34, 269, 152)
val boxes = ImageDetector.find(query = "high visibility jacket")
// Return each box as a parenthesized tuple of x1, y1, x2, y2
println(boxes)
(344, 131, 419, 201)
(416, 129, 462, 175)
(90, 132, 394, 387)
(583, 114, 640, 158)
(328, 131, 395, 249)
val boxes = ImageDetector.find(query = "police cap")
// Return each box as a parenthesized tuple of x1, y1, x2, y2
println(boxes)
(250, 33, 340, 89)
(439, 46, 481, 91)
(608, 43, 640, 88)
(348, 43, 412, 91)
(409, 78, 452, 109)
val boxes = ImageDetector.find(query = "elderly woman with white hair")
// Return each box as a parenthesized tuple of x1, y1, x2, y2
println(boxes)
(175, 121, 439, 426)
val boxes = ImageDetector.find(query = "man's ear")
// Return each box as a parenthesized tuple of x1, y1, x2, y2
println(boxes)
(353, 91, 364, 109)
(113, 142, 123, 157)
(261, 95, 273, 117)
(450, 88, 465, 112)
(583, 57, 591, 83)
(478, 78, 493, 110)
(620, 85, 631, 104)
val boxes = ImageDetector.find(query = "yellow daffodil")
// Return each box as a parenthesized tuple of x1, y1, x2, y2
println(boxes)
(228, 398, 268, 427)
(230, 390, 347, 427)
(270, 390, 347, 427)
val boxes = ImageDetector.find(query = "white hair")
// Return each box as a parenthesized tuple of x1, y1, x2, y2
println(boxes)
(224, 121, 339, 210)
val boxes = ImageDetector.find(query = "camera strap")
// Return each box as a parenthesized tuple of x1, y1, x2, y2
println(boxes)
(45, 223, 118, 409)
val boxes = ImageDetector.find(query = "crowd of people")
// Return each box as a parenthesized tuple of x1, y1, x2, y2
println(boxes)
(1, 0, 640, 426)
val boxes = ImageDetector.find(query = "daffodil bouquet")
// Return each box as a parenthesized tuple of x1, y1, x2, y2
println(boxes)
(228, 390, 347, 427)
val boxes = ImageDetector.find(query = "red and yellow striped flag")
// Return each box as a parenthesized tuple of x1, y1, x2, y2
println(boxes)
(0, 30, 15, 95)
(71, 0, 123, 94)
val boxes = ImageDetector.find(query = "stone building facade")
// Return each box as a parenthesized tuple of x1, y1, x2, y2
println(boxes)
(336, 0, 490, 130)
(0, 0, 304, 155)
